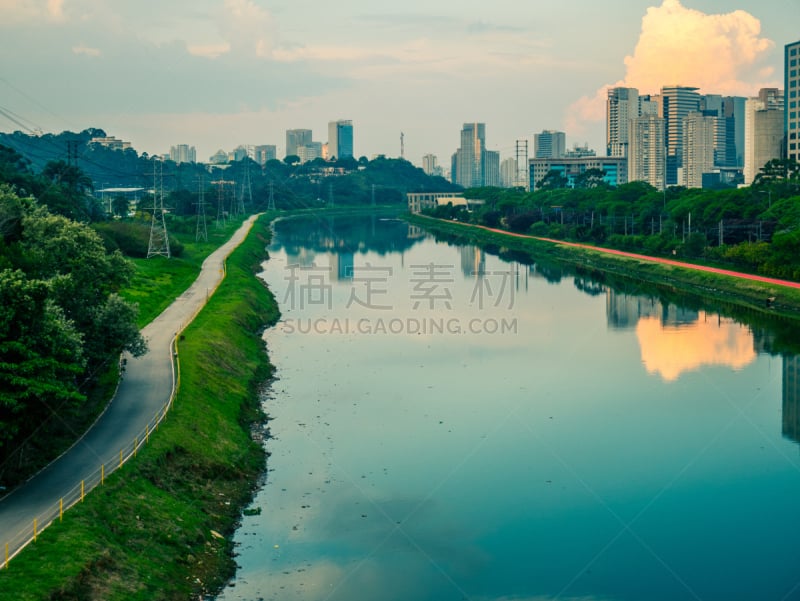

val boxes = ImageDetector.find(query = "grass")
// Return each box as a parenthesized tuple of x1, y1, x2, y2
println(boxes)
(121, 218, 251, 327)
(0, 214, 280, 600)
(407, 214, 800, 318)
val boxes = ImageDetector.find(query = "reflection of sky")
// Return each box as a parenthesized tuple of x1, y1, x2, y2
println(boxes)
(223, 219, 800, 601)
(636, 314, 757, 382)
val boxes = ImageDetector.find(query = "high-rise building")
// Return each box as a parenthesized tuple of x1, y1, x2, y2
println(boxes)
(607, 87, 639, 157)
(534, 130, 566, 159)
(169, 144, 196, 164)
(252, 145, 276, 165)
(484, 150, 500, 187)
(723, 96, 747, 168)
(628, 114, 665, 190)
(744, 89, 785, 184)
(286, 129, 313, 158)
(681, 112, 716, 188)
(297, 142, 322, 163)
(500, 157, 518, 188)
(422, 154, 439, 176)
(661, 85, 701, 185)
(454, 123, 486, 188)
(328, 120, 354, 159)
(529, 157, 627, 191)
(786, 40, 800, 163)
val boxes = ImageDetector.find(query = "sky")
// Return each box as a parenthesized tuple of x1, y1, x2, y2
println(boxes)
(0, 0, 798, 170)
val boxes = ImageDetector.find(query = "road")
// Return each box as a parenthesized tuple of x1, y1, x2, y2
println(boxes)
(465, 221, 800, 291)
(0, 214, 260, 564)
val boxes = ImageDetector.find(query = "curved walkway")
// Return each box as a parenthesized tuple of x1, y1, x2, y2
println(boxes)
(0, 214, 260, 565)
(449, 219, 800, 291)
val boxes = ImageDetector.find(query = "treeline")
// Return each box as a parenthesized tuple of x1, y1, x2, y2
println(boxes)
(428, 159, 800, 280)
(0, 128, 459, 211)
(0, 151, 146, 485)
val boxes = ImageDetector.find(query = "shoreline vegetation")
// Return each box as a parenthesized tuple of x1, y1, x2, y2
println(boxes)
(406, 214, 800, 319)
(0, 214, 279, 600)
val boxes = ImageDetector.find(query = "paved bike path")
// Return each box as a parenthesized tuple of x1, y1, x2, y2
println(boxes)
(0, 215, 259, 561)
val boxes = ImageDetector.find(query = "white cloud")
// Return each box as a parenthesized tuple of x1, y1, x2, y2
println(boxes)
(186, 42, 231, 59)
(565, 0, 776, 137)
(218, 0, 275, 58)
(72, 43, 101, 57)
(0, 0, 65, 24)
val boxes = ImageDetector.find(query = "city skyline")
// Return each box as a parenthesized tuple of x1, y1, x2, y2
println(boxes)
(0, 0, 796, 166)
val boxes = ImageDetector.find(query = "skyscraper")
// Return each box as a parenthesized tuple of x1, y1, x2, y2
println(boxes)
(328, 120, 354, 159)
(744, 89, 785, 184)
(786, 40, 800, 163)
(661, 85, 700, 185)
(286, 129, 312, 158)
(169, 144, 196, 164)
(454, 123, 486, 188)
(681, 112, 716, 188)
(607, 87, 639, 157)
(422, 154, 439, 176)
(534, 130, 566, 159)
(628, 114, 665, 190)
(484, 150, 500, 187)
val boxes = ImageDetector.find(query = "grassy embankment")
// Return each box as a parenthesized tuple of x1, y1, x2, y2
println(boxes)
(408, 214, 800, 318)
(0, 213, 280, 600)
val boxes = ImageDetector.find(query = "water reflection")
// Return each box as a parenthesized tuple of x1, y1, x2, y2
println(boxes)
(222, 215, 800, 601)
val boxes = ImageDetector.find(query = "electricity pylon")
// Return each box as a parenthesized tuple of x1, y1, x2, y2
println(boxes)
(195, 177, 208, 243)
(147, 159, 171, 258)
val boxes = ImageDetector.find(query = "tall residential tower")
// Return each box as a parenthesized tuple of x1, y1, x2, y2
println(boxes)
(787, 40, 800, 163)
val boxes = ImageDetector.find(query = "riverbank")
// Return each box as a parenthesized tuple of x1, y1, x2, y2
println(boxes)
(0, 214, 279, 600)
(407, 214, 800, 319)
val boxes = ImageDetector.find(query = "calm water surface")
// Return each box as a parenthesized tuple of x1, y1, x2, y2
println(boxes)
(218, 215, 800, 601)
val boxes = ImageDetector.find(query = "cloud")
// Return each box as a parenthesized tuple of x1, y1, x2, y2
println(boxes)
(565, 0, 776, 136)
(186, 42, 231, 59)
(72, 43, 101, 57)
(0, 0, 65, 24)
(218, 0, 275, 58)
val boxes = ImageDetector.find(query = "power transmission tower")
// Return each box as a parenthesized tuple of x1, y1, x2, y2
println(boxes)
(147, 160, 171, 258)
(214, 179, 227, 228)
(238, 161, 252, 215)
(267, 181, 276, 211)
(195, 177, 208, 243)
(400, 132, 405, 159)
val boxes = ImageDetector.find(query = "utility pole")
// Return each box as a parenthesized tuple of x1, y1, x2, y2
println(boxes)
(147, 160, 171, 258)
(400, 132, 405, 160)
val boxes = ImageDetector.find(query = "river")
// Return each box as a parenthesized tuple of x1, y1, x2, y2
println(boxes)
(217, 214, 800, 601)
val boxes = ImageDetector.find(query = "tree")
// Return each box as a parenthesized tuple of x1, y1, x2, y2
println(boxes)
(537, 170, 569, 190)
(284, 155, 301, 166)
(574, 168, 607, 189)
(111, 194, 130, 218)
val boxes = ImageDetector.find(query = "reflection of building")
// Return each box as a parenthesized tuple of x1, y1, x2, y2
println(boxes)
(783, 355, 800, 444)
(606, 290, 699, 329)
(330, 253, 354, 281)
(460, 246, 485, 277)
(606, 290, 662, 329)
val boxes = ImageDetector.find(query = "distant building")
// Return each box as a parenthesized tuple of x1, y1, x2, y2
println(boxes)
(628, 114, 665, 190)
(286, 129, 313, 158)
(786, 40, 800, 163)
(422, 153, 439, 176)
(484, 150, 500, 187)
(328, 120, 354, 159)
(607, 87, 639, 157)
(500, 157, 517, 188)
(661, 85, 701, 185)
(232, 145, 249, 161)
(407, 192, 465, 213)
(681, 112, 716, 188)
(90, 136, 131, 152)
(744, 89, 785, 184)
(169, 144, 196, 164)
(209, 149, 228, 165)
(253, 145, 277, 165)
(453, 123, 486, 188)
(564, 144, 596, 158)
(534, 130, 566, 159)
(297, 142, 322, 163)
(530, 156, 627, 191)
